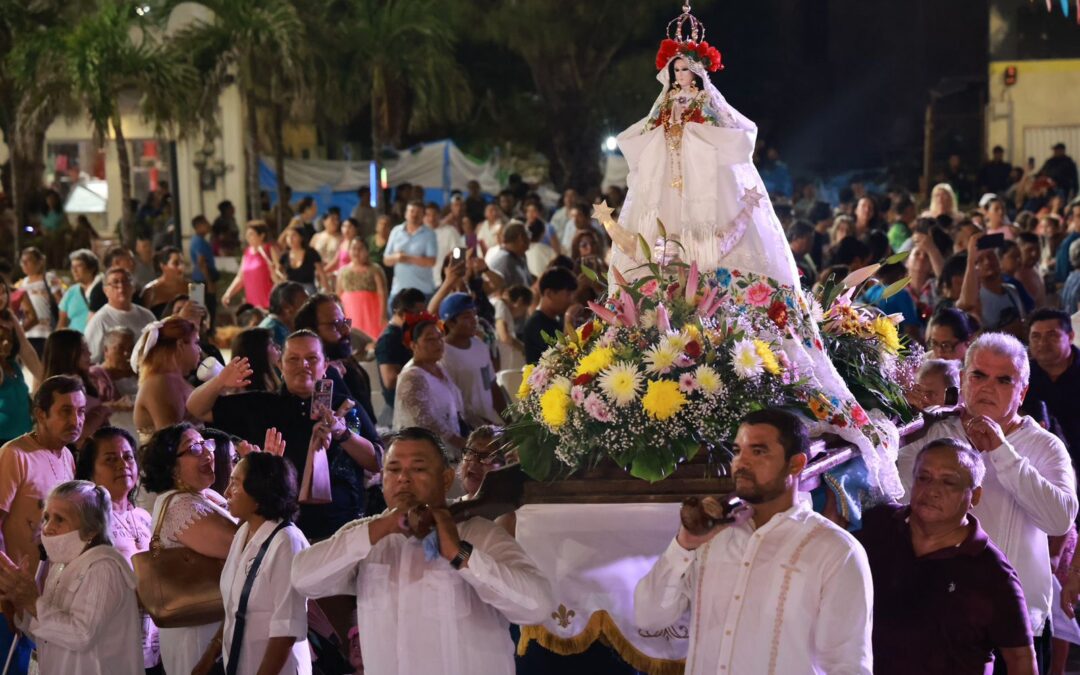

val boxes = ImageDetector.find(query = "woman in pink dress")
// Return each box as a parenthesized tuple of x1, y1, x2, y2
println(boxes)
(335, 237, 387, 340)
(221, 221, 279, 309)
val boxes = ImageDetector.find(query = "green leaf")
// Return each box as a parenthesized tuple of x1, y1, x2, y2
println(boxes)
(629, 446, 675, 482)
(580, 264, 600, 285)
(656, 218, 667, 239)
(885, 250, 911, 265)
(638, 234, 653, 262)
(881, 277, 911, 300)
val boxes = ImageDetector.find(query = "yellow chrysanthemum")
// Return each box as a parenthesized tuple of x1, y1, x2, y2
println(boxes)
(684, 324, 702, 343)
(663, 331, 689, 352)
(576, 347, 615, 377)
(873, 316, 901, 354)
(518, 364, 535, 399)
(694, 365, 722, 395)
(540, 384, 572, 428)
(754, 340, 781, 376)
(598, 362, 643, 406)
(641, 379, 688, 421)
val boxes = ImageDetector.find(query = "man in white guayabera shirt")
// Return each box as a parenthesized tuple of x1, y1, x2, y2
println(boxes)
(291, 426, 554, 675)
(635, 408, 873, 675)
(898, 332, 1078, 672)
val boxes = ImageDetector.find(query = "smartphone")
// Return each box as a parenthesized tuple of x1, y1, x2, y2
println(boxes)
(452, 247, 464, 261)
(188, 282, 206, 307)
(311, 378, 333, 418)
(977, 233, 1005, 251)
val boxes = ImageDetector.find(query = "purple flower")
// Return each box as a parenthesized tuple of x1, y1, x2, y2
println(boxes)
(571, 385, 586, 405)
(584, 393, 614, 422)
(678, 373, 698, 393)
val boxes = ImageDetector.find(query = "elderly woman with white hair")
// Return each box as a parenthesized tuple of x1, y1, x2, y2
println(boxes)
(0, 480, 143, 674)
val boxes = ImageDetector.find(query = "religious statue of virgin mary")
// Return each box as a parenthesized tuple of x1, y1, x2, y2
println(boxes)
(601, 5, 903, 502)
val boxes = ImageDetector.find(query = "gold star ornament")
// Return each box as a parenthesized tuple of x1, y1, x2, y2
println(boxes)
(592, 200, 615, 225)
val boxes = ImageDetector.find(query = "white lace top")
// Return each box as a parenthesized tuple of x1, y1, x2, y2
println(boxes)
(152, 489, 233, 548)
(391, 360, 465, 461)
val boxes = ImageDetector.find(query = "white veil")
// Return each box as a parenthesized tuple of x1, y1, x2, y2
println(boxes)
(644, 55, 756, 134)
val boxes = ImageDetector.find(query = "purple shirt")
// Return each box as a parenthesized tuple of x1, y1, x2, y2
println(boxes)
(856, 504, 1032, 675)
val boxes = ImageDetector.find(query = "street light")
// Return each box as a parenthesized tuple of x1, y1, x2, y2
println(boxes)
(604, 136, 618, 152)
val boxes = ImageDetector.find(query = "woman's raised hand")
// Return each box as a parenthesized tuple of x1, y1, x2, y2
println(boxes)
(263, 427, 285, 456)
(216, 357, 253, 390)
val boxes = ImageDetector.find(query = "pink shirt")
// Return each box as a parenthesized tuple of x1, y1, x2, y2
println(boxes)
(0, 434, 75, 569)
(242, 244, 275, 309)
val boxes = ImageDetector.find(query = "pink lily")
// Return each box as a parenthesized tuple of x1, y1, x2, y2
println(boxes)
(698, 291, 724, 320)
(588, 301, 620, 326)
(685, 262, 699, 304)
(696, 285, 718, 318)
(620, 290, 639, 325)
(656, 303, 672, 333)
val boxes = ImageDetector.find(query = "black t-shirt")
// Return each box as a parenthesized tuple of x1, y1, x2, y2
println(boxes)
(523, 310, 563, 365)
(1028, 348, 1080, 460)
(88, 278, 107, 312)
(374, 324, 409, 407)
(211, 385, 380, 541)
(280, 248, 322, 286)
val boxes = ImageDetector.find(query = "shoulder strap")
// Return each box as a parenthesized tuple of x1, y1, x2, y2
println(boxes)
(226, 521, 290, 675)
(148, 491, 181, 555)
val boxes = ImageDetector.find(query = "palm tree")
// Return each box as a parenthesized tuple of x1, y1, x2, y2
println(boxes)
(167, 0, 309, 227)
(307, 0, 471, 208)
(476, 0, 678, 190)
(0, 0, 91, 235)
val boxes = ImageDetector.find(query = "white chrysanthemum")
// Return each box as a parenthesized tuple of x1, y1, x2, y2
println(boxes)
(663, 331, 689, 352)
(694, 365, 724, 395)
(644, 343, 679, 374)
(598, 362, 643, 407)
(640, 309, 657, 329)
(809, 297, 825, 324)
(732, 339, 764, 378)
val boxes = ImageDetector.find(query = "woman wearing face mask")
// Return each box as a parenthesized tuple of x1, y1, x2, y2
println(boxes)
(75, 426, 160, 671)
(141, 423, 239, 675)
(0, 480, 143, 674)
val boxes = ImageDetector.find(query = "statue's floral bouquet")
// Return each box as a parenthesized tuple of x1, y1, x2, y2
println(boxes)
(504, 231, 891, 482)
(813, 262, 920, 423)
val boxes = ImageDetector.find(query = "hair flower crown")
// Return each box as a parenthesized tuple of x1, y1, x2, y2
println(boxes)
(655, 3, 723, 72)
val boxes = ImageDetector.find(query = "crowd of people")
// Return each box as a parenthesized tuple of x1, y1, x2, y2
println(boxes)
(0, 139, 1077, 674)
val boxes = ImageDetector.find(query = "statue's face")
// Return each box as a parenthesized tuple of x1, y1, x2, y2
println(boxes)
(673, 58, 694, 89)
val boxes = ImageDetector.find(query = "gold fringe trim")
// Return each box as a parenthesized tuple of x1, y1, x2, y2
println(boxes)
(517, 610, 687, 675)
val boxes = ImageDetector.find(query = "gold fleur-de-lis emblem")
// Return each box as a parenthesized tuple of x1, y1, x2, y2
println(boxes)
(551, 604, 576, 628)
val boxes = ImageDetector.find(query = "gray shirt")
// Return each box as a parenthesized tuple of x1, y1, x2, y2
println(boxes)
(85, 304, 157, 363)
(488, 249, 533, 288)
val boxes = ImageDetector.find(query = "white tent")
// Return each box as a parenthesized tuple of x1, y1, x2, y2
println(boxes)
(260, 139, 501, 205)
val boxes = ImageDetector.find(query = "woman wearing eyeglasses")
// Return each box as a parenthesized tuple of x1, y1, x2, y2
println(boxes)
(925, 307, 976, 362)
(76, 426, 161, 672)
(141, 423, 238, 675)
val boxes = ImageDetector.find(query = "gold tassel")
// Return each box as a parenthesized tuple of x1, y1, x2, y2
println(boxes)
(517, 610, 686, 675)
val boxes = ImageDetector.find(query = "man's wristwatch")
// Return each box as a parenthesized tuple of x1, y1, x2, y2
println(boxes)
(450, 540, 474, 570)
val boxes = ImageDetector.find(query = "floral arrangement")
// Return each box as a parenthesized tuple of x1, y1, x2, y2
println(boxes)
(655, 38, 723, 72)
(813, 263, 919, 423)
(504, 231, 889, 483)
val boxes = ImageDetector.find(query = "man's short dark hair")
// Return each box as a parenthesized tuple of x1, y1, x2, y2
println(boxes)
(103, 246, 133, 268)
(915, 437, 985, 488)
(1029, 308, 1072, 334)
(785, 220, 814, 243)
(1017, 231, 1039, 247)
(297, 196, 315, 213)
(832, 237, 871, 266)
(218, 200, 233, 213)
(739, 408, 810, 460)
(808, 201, 832, 223)
(391, 288, 427, 315)
(268, 281, 307, 315)
(992, 145, 1004, 154)
(34, 375, 85, 413)
(241, 452, 300, 523)
(539, 267, 578, 294)
(382, 427, 451, 469)
(407, 199, 424, 210)
(327, 206, 340, 217)
(506, 284, 534, 305)
(191, 215, 209, 228)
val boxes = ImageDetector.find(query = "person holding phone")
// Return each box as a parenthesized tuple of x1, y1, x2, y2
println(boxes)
(186, 330, 381, 541)
(957, 232, 1028, 336)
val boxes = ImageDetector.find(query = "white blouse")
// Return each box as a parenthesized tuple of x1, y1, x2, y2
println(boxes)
(151, 489, 236, 675)
(221, 519, 311, 675)
(392, 360, 466, 460)
(109, 503, 159, 669)
(25, 545, 143, 675)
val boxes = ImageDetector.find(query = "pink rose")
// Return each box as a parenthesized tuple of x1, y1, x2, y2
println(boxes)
(851, 405, 870, 427)
(745, 282, 773, 307)
(640, 279, 659, 297)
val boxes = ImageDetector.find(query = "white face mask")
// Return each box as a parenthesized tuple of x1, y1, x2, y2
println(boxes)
(41, 530, 88, 564)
